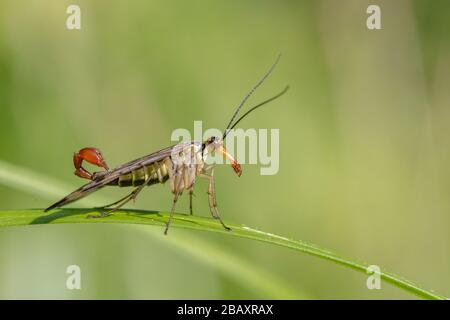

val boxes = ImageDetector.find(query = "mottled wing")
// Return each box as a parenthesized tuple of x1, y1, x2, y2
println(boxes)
(45, 145, 177, 211)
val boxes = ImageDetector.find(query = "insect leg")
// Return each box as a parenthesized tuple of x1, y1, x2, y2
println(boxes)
(189, 189, 194, 215)
(199, 174, 217, 217)
(165, 169, 185, 235)
(87, 192, 132, 218)
(164, 192, 180, 235)
(200, 170, 231, 231)
(94, 193, 132, 210)
(188, 144, 196, 215)
(88, 172, 150, 218)
(87, 187, 139, 218)
(210, 170, 231, 231)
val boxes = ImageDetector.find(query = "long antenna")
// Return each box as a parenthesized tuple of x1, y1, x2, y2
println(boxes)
(226, 85, 289, 135)
(222, 54, 281, 139)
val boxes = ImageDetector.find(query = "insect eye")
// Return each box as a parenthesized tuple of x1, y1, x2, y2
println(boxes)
(208, 136, 216, 144)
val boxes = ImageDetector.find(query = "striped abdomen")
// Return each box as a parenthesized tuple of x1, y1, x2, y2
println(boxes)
(107, 159, 171, 187)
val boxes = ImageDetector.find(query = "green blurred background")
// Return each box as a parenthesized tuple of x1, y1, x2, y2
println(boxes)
(0, 0, 449, 299)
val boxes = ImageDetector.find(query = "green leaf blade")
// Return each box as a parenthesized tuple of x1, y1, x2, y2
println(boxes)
(0, 208, 445, 300)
